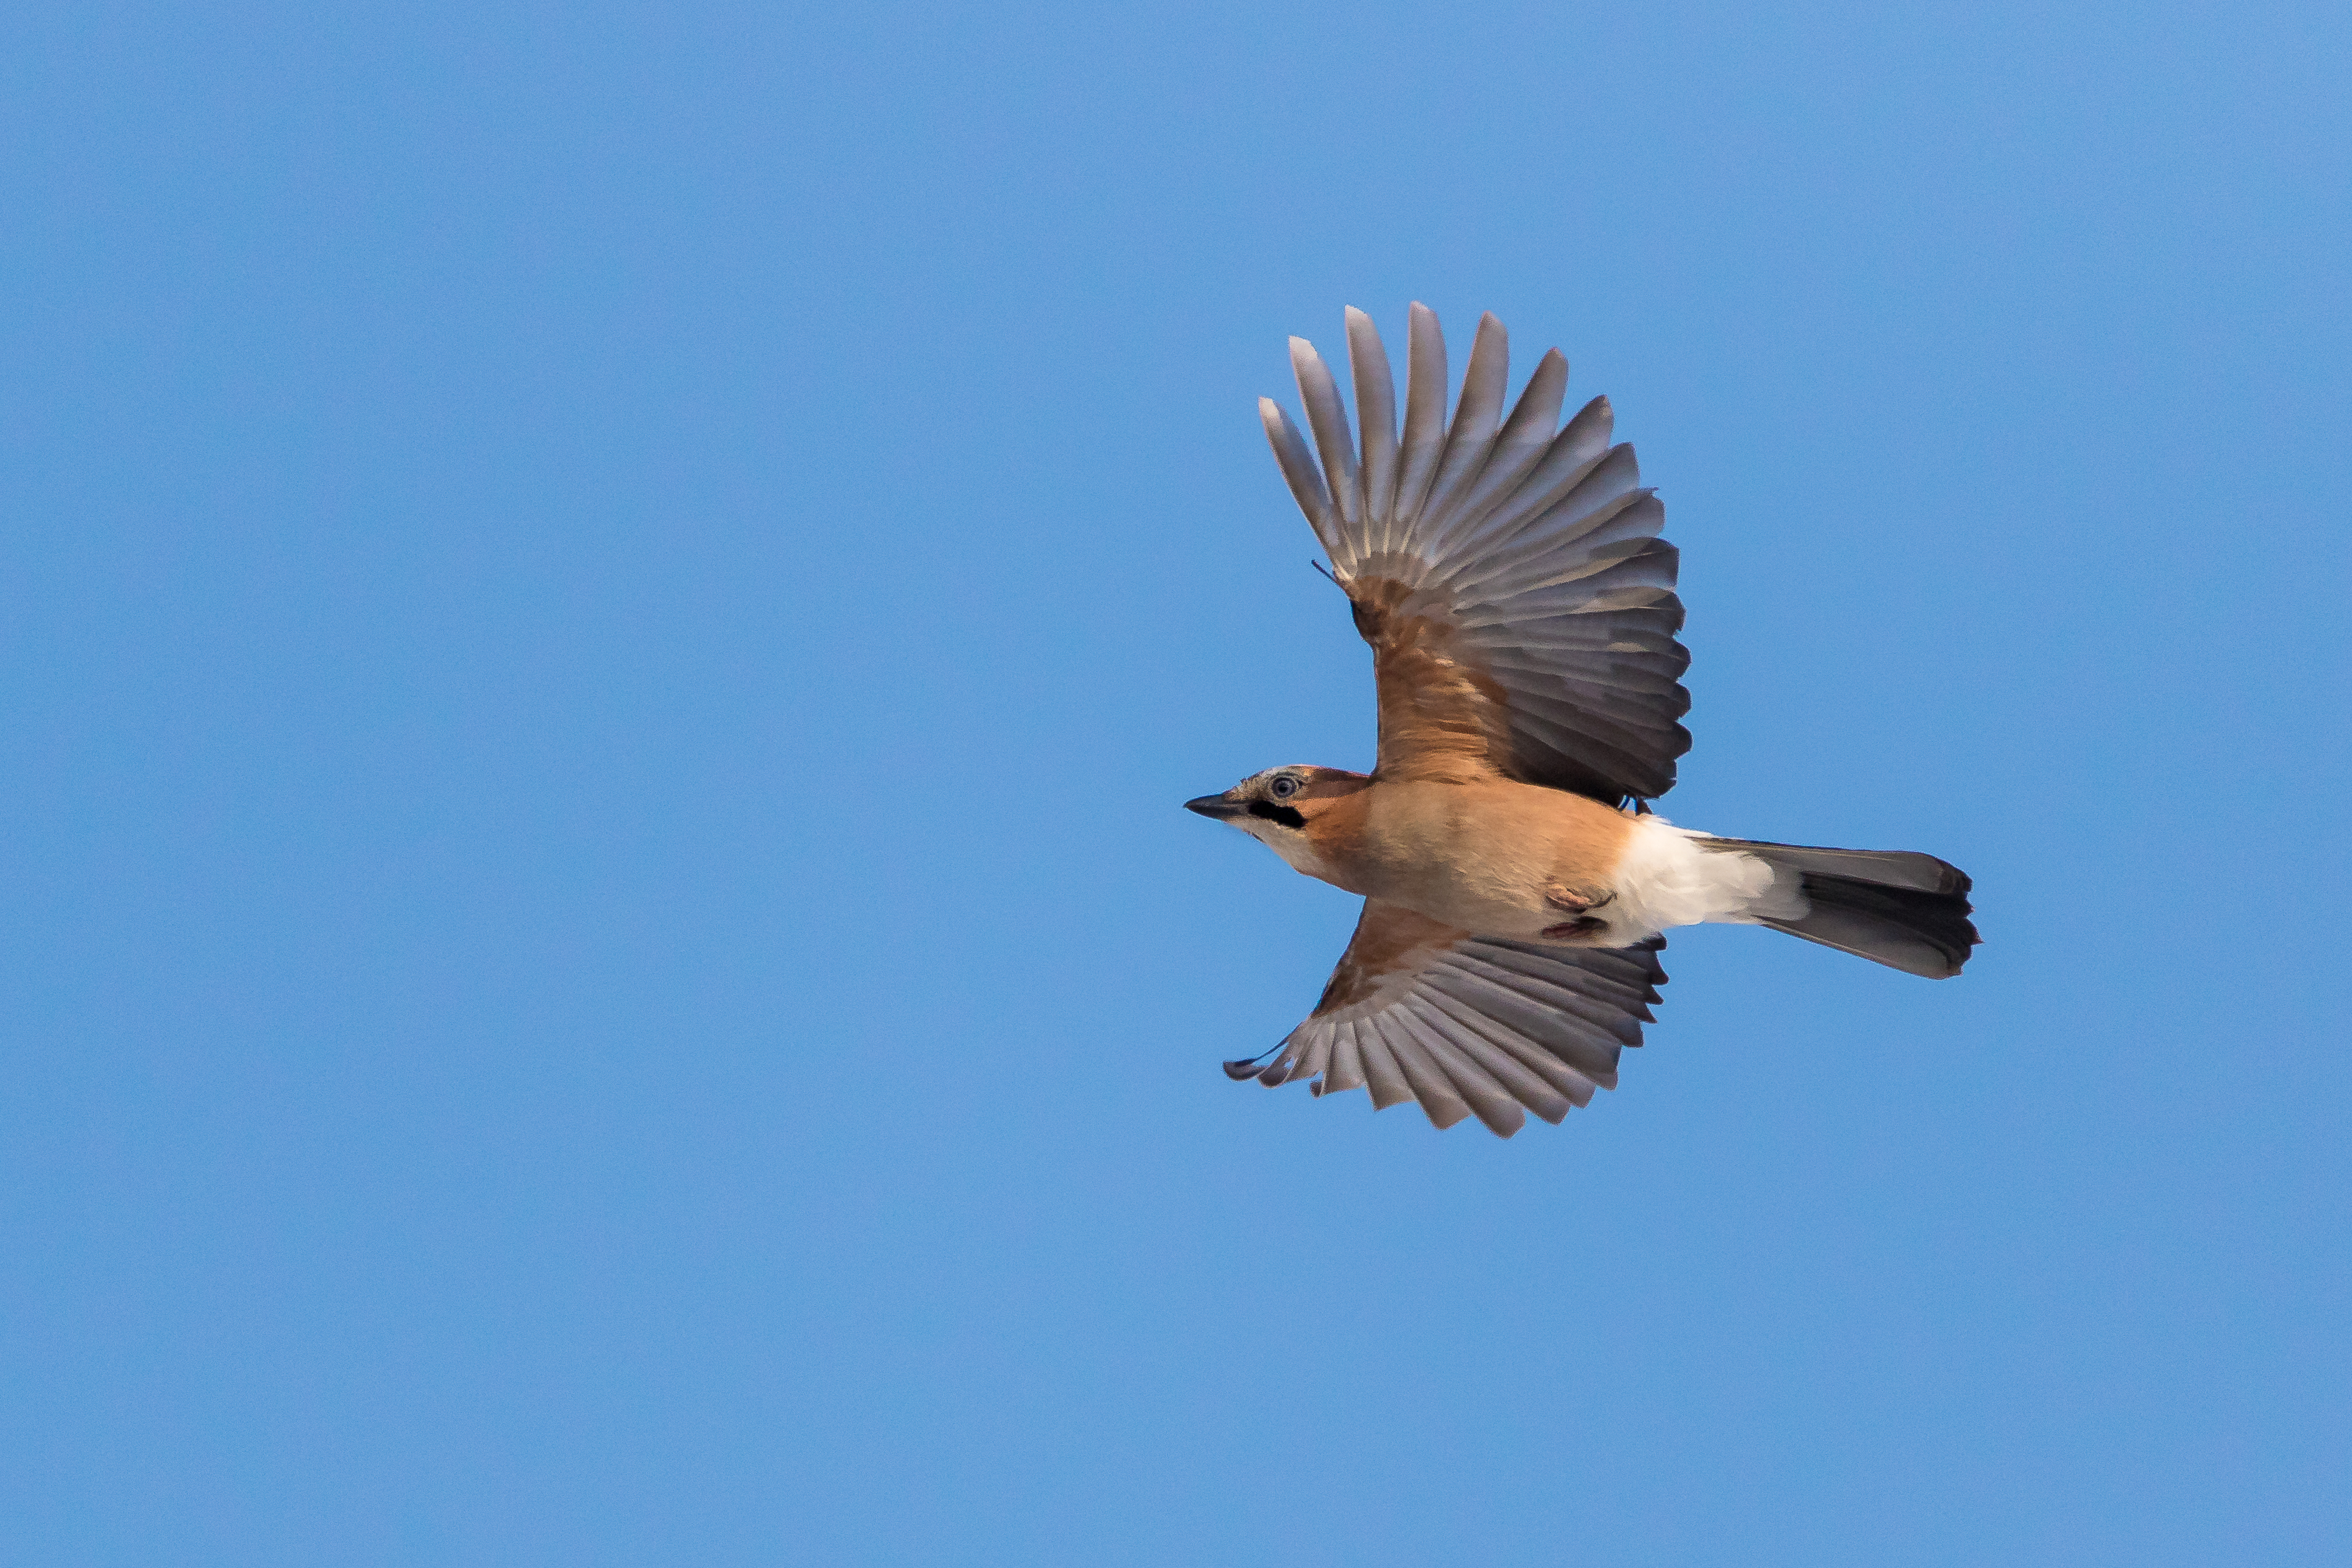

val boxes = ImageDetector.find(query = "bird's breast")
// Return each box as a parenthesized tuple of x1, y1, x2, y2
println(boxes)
(1316, 778, 1637, 940)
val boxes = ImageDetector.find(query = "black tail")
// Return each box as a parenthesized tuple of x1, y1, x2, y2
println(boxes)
(1701, 838, 1979, 979)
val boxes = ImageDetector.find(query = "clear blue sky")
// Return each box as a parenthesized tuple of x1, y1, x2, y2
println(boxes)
(6, 2, 2348, 1563)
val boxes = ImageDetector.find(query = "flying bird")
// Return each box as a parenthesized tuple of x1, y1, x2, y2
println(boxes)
(1186, 304, 1977, 1136)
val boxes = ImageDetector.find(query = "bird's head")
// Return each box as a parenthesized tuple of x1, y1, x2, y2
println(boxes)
(1183, 765, 1368, 875)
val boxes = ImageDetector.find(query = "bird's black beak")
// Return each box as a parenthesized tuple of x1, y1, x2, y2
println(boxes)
(1184, 793, 1245, 820)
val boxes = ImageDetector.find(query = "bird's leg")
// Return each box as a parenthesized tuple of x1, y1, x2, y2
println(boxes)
(1541, 882, 1615, 941)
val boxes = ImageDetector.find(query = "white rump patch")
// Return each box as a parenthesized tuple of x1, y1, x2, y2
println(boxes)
(1606, 815, 1808, 940)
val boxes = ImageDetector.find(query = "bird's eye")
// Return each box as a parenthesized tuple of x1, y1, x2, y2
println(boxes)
(1268, 775, 1301, 800)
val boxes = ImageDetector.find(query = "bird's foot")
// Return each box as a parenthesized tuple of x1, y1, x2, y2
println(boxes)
(1544, 882, 1616, 914)
(1539, 916, 1612, 941)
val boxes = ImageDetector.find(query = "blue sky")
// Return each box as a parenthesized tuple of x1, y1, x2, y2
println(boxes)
(5, 2, 2349, 1562)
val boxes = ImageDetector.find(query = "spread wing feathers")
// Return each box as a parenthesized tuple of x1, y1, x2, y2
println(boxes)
(1228, 899, 1668, 1138)
(1260, 304, 1691, 802)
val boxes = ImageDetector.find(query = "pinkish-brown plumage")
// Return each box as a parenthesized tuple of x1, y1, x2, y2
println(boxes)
(1188, 304, 1978, 1137)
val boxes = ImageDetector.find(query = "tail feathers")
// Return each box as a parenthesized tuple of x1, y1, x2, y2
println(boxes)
(1701, 838, 1979, 979)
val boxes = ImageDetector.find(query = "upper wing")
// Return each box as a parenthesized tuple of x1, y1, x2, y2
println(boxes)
(1260, 304, 1690, 803)
(1226, 899, 1669, 1138)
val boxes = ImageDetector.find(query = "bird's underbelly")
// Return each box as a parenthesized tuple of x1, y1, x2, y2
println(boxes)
(1347, 796, 1801, 946)
(1347, 787, 1621, 941)
(1368, 857, 1566, 940)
